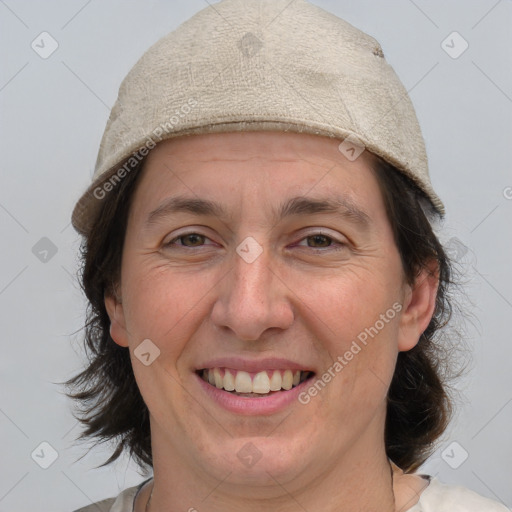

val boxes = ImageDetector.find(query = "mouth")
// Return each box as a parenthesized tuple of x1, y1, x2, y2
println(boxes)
(196, 368, 315, 397)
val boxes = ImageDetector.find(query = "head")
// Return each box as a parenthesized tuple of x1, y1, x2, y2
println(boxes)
(67, 131, 453, 483)
(66, 0, 455, 486)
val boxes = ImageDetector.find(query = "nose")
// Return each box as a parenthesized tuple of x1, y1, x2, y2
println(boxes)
(210, 246, 295, 341)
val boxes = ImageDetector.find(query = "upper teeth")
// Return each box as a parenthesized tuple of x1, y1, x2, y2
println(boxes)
(201, 368, 306, 394)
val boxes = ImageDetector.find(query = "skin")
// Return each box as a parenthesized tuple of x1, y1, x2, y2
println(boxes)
(105, 131, 437, 512)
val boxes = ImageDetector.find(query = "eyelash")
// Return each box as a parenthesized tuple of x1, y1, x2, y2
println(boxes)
(163, 231, 346, 252)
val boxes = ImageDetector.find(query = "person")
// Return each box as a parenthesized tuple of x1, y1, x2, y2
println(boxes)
(66, 1, 509, 511)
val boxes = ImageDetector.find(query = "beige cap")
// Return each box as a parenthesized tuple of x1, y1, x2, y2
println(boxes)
(71, 0, 444, 236)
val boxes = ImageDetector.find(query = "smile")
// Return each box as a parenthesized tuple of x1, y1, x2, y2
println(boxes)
(198, 368, 314, 397)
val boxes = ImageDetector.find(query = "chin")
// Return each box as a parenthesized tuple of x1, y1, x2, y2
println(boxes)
(204, 436, 311, 487)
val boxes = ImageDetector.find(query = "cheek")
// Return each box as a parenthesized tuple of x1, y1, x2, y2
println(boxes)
(121, 261, 213, 352)
(290, 263, 403, 410)
(121, 263, 212, 419)
(123, 265, 199, 343)
(291, 262, 402, 344)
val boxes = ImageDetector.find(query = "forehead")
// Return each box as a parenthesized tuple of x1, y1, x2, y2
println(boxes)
(128, 131, 386, 223)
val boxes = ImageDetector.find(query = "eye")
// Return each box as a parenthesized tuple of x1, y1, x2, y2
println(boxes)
(164, 232, 215, 248)
(295, 232, 345, 251)
(163, 231, 346, 251)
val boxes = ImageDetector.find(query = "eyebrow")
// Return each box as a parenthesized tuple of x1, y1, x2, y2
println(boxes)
(144, 194, 372, 230)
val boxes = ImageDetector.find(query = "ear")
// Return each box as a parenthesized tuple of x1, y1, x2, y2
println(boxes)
(398, 262, 439, 352)
(104, 287, 130, 348)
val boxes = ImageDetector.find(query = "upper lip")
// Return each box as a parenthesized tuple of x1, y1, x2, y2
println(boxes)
(195, 357, 315, 374)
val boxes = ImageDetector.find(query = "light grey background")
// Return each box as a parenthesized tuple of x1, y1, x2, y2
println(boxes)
(1, 1, 511, 510)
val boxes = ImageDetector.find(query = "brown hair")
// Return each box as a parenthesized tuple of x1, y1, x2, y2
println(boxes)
(65, 154, 457, 473)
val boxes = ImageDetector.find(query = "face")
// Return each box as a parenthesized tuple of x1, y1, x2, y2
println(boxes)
(105, 132, 437, 492)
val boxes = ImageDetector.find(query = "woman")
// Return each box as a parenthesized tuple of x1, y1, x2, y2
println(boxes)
(67, 1, 509, 511)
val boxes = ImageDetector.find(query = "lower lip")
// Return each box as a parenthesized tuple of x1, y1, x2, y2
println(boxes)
(195, 373, 312, 415)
